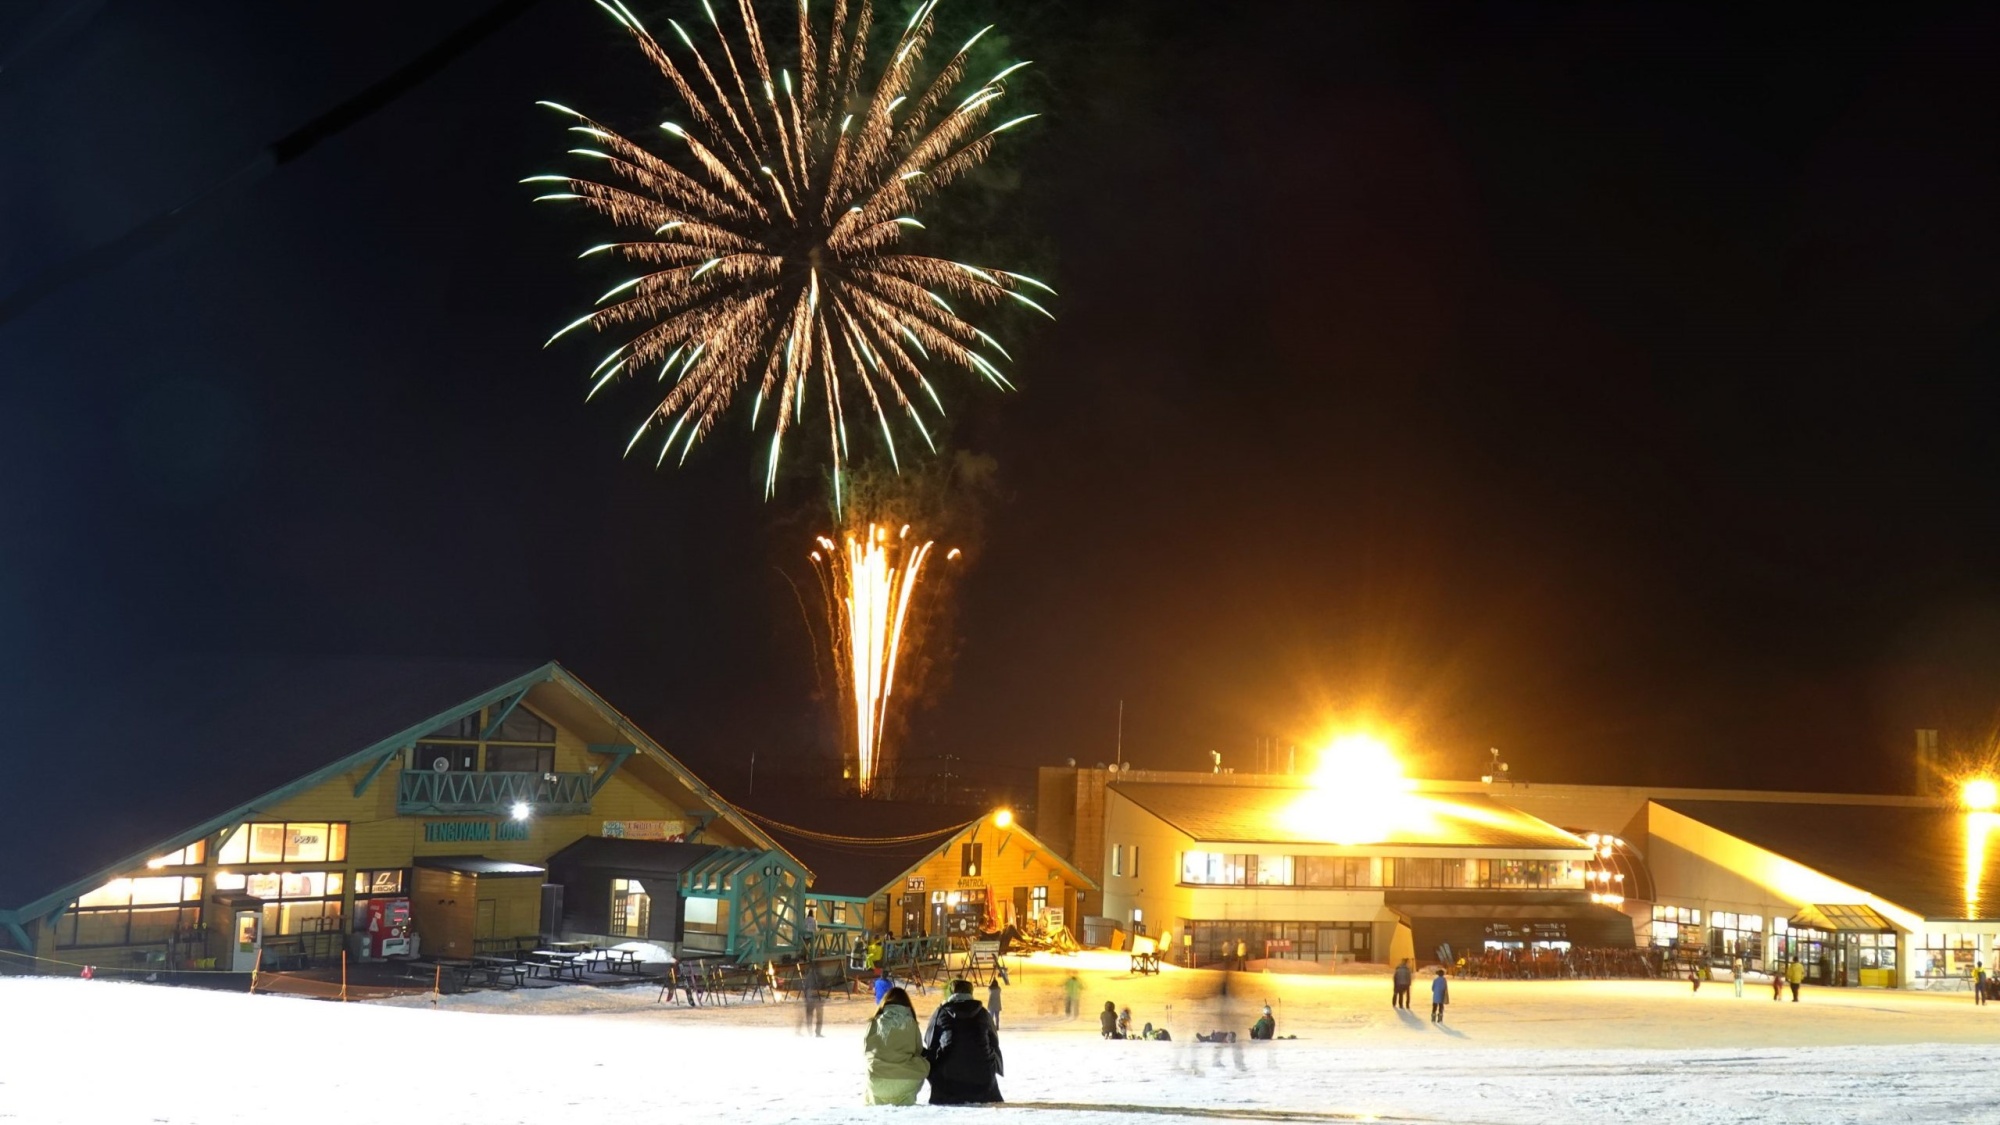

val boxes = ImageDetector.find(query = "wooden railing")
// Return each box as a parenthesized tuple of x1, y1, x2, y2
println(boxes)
(396, 770, 594, 815)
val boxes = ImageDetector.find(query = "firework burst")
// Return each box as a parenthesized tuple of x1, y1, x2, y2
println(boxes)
(530, 0, 1051, 504)
(811, 522, 957, 795)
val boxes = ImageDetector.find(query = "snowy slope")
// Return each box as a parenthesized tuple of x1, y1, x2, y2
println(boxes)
(5, 957, 2000, 1124)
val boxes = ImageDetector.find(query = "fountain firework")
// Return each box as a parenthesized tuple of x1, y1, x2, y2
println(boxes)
(811, 522, 957, 795)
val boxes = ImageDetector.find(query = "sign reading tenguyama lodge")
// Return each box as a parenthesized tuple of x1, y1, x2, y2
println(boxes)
(422, 820, 532, 843)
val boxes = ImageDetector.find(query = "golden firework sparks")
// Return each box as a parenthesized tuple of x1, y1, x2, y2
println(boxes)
(811, 522, 951, 795)
(531, 0, 1051, 503)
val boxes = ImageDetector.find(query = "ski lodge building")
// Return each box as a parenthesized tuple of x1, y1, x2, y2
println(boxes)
(1039, 764, 2000, 989)
(0, 659, 810, 974)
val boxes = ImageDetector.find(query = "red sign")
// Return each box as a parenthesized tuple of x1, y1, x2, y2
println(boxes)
(1265, 939, 1293, 951)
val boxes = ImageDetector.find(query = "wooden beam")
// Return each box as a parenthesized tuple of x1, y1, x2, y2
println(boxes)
(352, 744, 408, 798)
(478, 686, 531, 740)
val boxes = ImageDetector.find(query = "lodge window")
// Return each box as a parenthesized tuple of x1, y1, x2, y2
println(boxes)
(354, 869, 406, 896)
(1708, 912, 1765, 967)
(58, 876, 204, 948)
(214, 870, 345, 935)
(962, 843, 984, 878)
(1918, 933, 1977, 978)
(145, 841, 207, 868)
(1651, 904, 1702, 947)
(1383, 858, 1465, 889)
(683, 895, 723, 934)
(1472, 859, 1580, 889)
(1111, 845, 1123, 878)
(1182, 853, 1380, 887)
(1031, 886, 1048, 919)
(610, 878, 652, 938)
(410, 702, 558, 772)
(1298, 856, 1373, 887)
(216, 822, 348, 865)
(1854, 932, 1898, 971)
(486, 744, 555, 773)
(1186, 920, 1373, 966)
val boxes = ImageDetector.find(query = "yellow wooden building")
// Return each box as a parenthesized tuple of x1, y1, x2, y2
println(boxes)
(772, 806, 1097, 943)
(0, 659, 808, 973)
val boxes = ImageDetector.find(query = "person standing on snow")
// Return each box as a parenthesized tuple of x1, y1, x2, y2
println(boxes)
(987, 979, 1004, 1029)
(1392, 958, 1412, 1009)
(862, 986, 929, 1105)
(1786, 958, 1805, 1002)
(1977, 962, 1987, 1006)
(1063, 971, 1082, 1019)
(924, 979, 1004, 1104)
(1430, 968, 1450, 1023)
(1731, 956, 1745, 998)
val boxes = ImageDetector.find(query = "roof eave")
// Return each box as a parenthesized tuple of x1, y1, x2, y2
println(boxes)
(8, 662, 560, 921)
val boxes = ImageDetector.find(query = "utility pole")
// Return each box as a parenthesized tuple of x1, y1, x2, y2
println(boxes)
(1115, 700, 1124, 769)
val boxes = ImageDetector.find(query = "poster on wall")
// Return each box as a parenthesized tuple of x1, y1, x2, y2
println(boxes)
(602, 820, 689, 841)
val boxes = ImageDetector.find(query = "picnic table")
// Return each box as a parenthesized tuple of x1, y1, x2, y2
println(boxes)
(547, 940, 593, 954)
(434, 958, 475, 992)
(585, 948, 644, 975)
(529, 951, 587, 982)
(471, 954, 528, 988)
(1130, 950, 1161, 975)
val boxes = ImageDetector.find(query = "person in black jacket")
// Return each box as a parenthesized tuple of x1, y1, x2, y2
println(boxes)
(923, 979, 1004, 1104)
(1099, 1000, 1122, 1038)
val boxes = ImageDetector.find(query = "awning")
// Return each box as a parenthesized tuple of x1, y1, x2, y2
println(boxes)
(1792, 904, 1896, 933)
(1391, 901, 1638, 957)
(413, 855, 546, 878)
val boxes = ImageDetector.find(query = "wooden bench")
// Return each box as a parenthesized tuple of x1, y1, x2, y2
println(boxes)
(965, 940, 1003, 985)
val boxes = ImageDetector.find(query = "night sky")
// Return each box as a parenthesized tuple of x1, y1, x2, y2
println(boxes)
(4, 1, 1998, 803)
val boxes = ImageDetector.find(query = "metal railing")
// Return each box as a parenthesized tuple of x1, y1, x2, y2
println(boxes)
(396, 770, 594, 815)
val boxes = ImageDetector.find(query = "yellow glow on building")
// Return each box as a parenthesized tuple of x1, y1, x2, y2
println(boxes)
(1967, 811, 1999, 916)
(1963, 778, 1998, 812)
(1287, 734, 1417, 845)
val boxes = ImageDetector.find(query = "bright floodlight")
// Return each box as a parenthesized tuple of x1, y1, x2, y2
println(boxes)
(1964, 778, 2000, 812)
(1290, 734, 1413, 845)
(994, 809, 1014, 829)
(510, 800, 532, 821)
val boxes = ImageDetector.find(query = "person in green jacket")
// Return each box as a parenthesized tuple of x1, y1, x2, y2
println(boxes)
(863, 987, 930, 1105)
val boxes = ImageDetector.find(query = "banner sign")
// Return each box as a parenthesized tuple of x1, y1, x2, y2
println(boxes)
(602, 819, 688, 841)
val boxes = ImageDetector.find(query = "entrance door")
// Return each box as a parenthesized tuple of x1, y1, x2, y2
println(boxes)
(476, 899, 497, 940)
(230, 910, 263, 973)
(901, 893, 925, 937)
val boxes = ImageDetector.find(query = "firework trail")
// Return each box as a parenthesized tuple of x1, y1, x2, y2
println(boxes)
(530, 0, 1051, 504)
(811, 523, 958, 795)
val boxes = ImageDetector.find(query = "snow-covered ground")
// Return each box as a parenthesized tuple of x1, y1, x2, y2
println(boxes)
(6, 953, 2000, 1124)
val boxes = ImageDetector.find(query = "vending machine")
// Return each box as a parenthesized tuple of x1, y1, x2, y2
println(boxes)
(362, 898, 412, 959)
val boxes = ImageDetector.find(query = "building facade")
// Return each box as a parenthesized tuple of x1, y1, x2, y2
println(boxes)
(1093, 779, 1628, 967)
(0, 660, 806, 972)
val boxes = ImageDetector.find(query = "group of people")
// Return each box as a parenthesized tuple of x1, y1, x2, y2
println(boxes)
(1389, 959, 1452, 1022)
(864, 979, 1005, 1105)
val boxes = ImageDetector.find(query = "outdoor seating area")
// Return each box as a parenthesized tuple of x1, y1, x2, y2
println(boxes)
(420, 940, 664, 993)
(1130, 950, 1160, 975)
